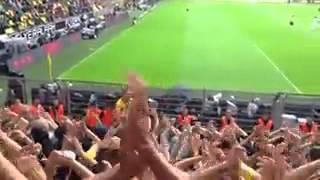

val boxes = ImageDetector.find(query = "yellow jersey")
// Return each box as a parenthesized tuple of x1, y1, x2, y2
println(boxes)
(239, 161, 257, 180)
(84, 144, 98, 162)
(115, 98, 128, 112)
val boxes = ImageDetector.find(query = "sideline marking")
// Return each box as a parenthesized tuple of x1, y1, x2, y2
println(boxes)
(254, 44, 302, 93)
(58, 5, 158, 79)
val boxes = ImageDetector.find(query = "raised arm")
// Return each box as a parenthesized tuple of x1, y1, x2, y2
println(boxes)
(126, 72, 190, 180)
(174, 156, 203, 170)
(138, 141, 190, 180)
(284, 159, 320, 180)
(91, 163, 121, 180)
(0, 153, 27, 180)
(191, 161, 229, 180)
(45, 150, 94, 180)
(0, 130, 22, 160)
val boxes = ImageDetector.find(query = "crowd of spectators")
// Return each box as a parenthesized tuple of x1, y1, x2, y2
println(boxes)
(1, 72, 320, 180)
(0, 0, 104, 34)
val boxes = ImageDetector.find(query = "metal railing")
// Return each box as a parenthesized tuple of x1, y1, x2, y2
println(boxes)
(1, 75, 320, 132)
(1, 76, 318, 113)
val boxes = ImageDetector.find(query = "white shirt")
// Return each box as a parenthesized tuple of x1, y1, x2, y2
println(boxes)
(247, 102, 258, 118)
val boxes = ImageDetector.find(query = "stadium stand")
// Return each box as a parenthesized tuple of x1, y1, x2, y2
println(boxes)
(26, 81, 274, 133)
(0, 0, 101, 34)
(0, 0, 320, 179)
(1, 74, 320, 180)
(26, 81, 320, 134)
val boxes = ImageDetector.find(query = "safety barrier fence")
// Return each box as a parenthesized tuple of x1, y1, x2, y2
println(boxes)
(1, 76, 319, 130)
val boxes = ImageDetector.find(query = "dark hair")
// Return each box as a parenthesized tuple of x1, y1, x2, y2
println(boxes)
(30, 128, 54, 157)
(53, 126, 67, 149)
(95, 149, 120, 166)
(272, 137, 285, 146)
(310, 146, 320, 161)
(217, 140, 232, 150)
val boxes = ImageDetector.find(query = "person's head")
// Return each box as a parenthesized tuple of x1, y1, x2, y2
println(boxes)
(119, 108, 128, 123)
(33, 98, 41, 106)
(207, 120, 214, 127)
(265, 144, 275, 156)
(53, 99, 59, 106)
(104, 103, 113, 110)
(96, 149, 120, 165)
(225, 109, 232, 119)
(221, 127, 237, 145)
(306, 118, 313, 128)
(30, 127, 50, 146)
(121, 93, 131, 103)
(182, 107, 188, 116)
(275, 142, 287, 155)
(233, 145, 248, 162)
(194, 121, 201, 127)
(191, 127, 201, 138)
(207, 120, 215, 131)
(88, 101, 97, 108)
(218, 140, 232, 154)
(255, 137, 269, 153)
(14, 98, 21, 105)
(262, 112, 270, 121)
(21, 106, 37, 120)
(169, 117, 176, 126)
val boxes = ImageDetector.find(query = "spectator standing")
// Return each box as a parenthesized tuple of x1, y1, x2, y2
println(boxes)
(101, 104, 113, 128)
(30, 98, 45, 117)
(48, 99, 64, 124)
(177, 107, 194, 126)
(115, 94, 130, 113)
(226, 96, 238, 115)
(220, 109, 236, 130)
(299, 118, 318, 134)
(114, 93, 130, 124)
(247, 98, 259, 118)
(85, 102, 102, 132)
(10, 99, 25, 115)
(256, 112, 274, 131)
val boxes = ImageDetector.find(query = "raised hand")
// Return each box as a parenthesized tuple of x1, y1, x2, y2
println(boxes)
(273, 144, 289, 180)
(257, 156, 275, 180)
(254, 124, 265, 137)
(126, 72, 151, 150)
(71, 137, 84, 155)
(191, 134, 202, 156)
(16, 154, 47, 180)
(122, 72, 189, 180)
(226, 145, 242, 170)
(20, 143, 42, 156)
(127, 71, 147, 96)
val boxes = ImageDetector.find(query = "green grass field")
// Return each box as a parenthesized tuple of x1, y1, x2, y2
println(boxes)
(59, 0, 320, 94)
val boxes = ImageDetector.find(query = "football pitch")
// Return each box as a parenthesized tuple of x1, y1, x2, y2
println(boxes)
(59, 0, 320, 94)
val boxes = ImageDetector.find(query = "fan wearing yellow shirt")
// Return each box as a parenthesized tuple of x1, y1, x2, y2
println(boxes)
(239, 161, 261, 180)
(115, 94, 130, 120)
(115, 95, 130, 112)
(229, 145, 261, 180)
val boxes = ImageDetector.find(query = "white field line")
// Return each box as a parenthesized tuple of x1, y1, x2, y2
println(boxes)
(254, 44, 302, 93)
(58, 6, 157, 79)
(58, 28, 132, 79)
